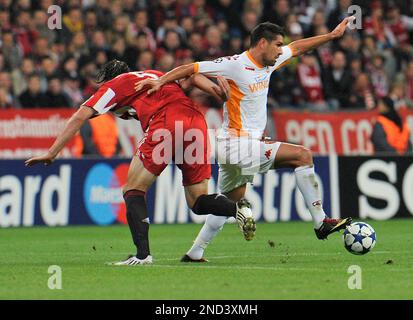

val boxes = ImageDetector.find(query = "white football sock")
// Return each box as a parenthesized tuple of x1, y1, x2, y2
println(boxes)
(295, 165, 326, 229)
(186, 214, 227, 260)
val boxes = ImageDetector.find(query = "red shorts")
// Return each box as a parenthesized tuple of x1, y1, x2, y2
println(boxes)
(137, 104, 211, 186)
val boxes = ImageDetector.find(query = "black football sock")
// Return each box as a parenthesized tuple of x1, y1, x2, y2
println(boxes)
(123, 189, 150, 259)
(191, 194, 237, 217)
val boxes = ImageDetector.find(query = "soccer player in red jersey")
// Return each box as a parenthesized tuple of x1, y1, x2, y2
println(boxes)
(25, 60, 255, 266)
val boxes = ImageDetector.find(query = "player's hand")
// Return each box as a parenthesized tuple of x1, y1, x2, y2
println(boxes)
(25, 152, 56, 167)
(330, 16, 355, 39)
(135, 78, 162, 95)
(214, 76, 231, 102)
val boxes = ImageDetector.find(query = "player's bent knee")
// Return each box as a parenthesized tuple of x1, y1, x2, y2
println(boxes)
(297, 146, 313, 167)
(190, 194, 207, 214)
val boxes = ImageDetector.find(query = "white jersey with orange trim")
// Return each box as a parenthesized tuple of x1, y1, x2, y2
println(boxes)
(194, 46, 293, 139)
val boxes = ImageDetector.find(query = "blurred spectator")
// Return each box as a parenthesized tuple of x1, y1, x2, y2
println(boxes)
(180, 15, 195, 40)
(226, 29, 243, 56)
(30, 37, 50, 65)
(13, 10, 36, 57)
(0, 9, 11, 29)
(136, 50, 154, 70)
(18, 73, 48, 108)
(371, 96, 412, 154)
(327, 0, 352, 30)
(0, 87, 13, 109)
(32, 10, 56, 44)
(156, 30, 191, 66)
(363, 1, 388, 48)
(188, 0, 214, 31)
(369, 54, 390, 98)
(60, 55, 79, 80)
(313, 25, 334, 72)
(106, 15, 132, 45)
(389, 83, 409, 110)
(350, 57, 363, 80)
(156, 53, 175, 72)
(90, 30, 110, 53)
(156, 11, 186, 43)
(395, 60, 413, 108)
(41, 57, 58, 78)
(306, 9, 326, 37)
(60, 7, 84, 44)
(109, 38, 127, 62)
(95, 50, 109, 69)
(296, 54, 328, 111)
(204, 25, 225, 60)
(0, 71, 14, 106)
(323, 51, 352, 109)
(68, 32, 89, 60)
(62, 75, 84, 107)
(244, 0, 263, 19)
(128, 9, 157, 51)
(123, 32, 151, 68)
(1, 30, 23, 70)
(261, 0, 289, 27)
(348, 73, 376, 109)
(84, 9, 99, 40)
(187, 32, 205, 60)
(211, 0, 242, 31)
(44, 76, 72, 107)
(11, 57, 34, 96)
(386, 5, 413, 69)
(240, 10, 259, 40)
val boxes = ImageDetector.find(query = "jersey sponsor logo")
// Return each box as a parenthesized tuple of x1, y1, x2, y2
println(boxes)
(83, 163, 129, 225)
(244, 67, 255, 71)
(248, 80, 269, 93)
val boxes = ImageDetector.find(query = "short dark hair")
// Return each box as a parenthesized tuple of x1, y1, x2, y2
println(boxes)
(250, 22, 285, 47)
(95, 60, 130, 83)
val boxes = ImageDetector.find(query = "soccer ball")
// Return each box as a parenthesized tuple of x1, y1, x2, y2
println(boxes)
(343, 222, 376, 255)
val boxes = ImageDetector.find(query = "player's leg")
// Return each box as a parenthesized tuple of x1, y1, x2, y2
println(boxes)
(183, 183, 249, 261)
(273, 143, 351, 239)
(114, 112, 169, 266)
(184, 179, 248, 218)
(185, 179, 254, 235)
(113, 155, 156, 266)
(273, 143, 325, 228)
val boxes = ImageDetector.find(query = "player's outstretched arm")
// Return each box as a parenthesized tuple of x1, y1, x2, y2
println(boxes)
(181, 74, 230, 102)
(25, 106, 95, 166)
(135, 63, 196, 94)
(289, 16, 355, 57)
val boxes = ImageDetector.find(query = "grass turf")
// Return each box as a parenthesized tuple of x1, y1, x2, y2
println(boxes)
(0, 219, 412, 299)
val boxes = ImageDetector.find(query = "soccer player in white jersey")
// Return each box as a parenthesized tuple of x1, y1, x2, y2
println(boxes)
(136, 17, 354, 262)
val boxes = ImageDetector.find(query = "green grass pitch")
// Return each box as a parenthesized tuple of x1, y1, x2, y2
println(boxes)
(1, 219, 412, 299)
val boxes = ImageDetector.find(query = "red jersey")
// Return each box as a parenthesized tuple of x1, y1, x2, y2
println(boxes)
(82, 70, 194, 130)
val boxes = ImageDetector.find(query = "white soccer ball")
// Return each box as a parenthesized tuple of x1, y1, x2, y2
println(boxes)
(343, 222, 376, 255)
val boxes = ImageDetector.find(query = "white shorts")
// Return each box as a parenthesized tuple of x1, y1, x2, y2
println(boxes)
(215, 137, 281, 193)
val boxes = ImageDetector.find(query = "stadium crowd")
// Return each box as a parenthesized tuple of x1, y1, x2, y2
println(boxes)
(0, 0, 412, 111)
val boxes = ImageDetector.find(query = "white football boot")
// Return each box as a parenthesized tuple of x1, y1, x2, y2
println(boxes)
(109, 255, 153, 266)
(235, 198, 256, 241)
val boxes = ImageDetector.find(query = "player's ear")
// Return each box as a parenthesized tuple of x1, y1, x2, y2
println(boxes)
(259, 38, 268, 50)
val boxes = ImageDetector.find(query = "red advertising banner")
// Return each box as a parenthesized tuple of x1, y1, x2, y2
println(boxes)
(273, 109, 413, 155)
(0, 109, 78, 159)
(2, 108, 413, 158)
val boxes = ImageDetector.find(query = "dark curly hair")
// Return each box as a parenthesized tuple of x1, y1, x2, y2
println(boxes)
(95, 59, 130, 83)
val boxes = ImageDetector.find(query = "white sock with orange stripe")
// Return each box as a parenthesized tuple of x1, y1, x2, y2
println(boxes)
(186, 214, 227, 260)
(295, 165, 326, 229)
